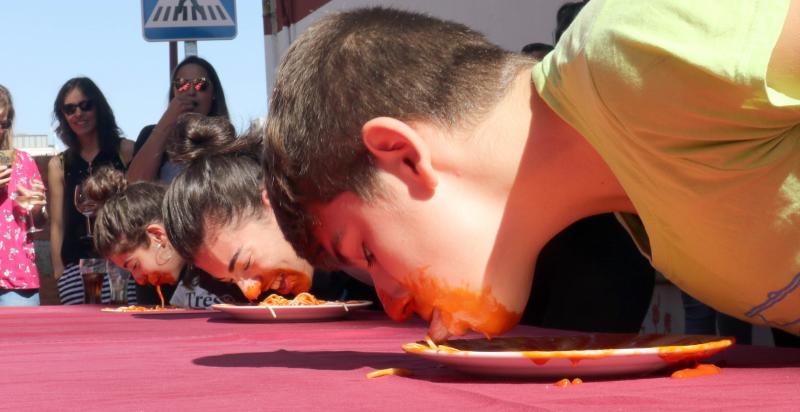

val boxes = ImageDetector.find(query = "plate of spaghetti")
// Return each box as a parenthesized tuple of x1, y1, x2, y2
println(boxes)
(100, 305, 201, 314)
(212, 292, 372, 321)
(401, 334, 734, 378)
(101, 285, 209, 314)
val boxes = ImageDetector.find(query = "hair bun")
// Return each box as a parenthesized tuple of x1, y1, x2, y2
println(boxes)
(169, 113, 237, 164)
(83, 166, 127, 207)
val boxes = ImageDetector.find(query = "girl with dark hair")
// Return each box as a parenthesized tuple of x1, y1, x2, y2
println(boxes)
(165, 114, 378, 304)
(163, 114, 315, 301)
(127, 56, 230, 183)
(48, 77, 135, 304)
(0, 84, 47, 306)
(85, 167, 245, 307)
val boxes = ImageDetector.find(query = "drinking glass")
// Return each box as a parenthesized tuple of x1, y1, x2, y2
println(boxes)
(13, 180, 46, 234)
(79, 258, 106, 304)
(73, 183, 97, 239)
(106, 261, 131, 305)
(0, 149, 14, 168)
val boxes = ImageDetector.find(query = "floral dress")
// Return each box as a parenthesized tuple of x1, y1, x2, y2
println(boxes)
(0, 150, 41, 290)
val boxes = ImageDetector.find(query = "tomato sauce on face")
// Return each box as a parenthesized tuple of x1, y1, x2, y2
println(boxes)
(239, 268, 312, 301)
(143, 271, 179, 286)
(376, 266, 521, 338)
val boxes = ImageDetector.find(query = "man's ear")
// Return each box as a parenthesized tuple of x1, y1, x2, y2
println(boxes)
(145, 223, 168, 245)
(362, 117, 438, 199)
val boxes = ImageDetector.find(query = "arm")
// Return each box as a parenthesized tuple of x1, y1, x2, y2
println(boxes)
(47, 156, 65, 279)
(768, 0, 800, 100)
(126, 95, 195, 182)
(119, 139, 135, 167)
(25, 154, 47, 225)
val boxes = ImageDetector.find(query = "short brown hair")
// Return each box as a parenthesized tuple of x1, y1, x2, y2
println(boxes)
(264, 7, 531, 263)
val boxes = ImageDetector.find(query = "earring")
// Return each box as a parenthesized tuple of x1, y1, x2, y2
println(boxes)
(155, 242, 173, 265)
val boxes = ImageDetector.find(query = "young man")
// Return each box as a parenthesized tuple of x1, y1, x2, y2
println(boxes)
(263, 1, 800, 342)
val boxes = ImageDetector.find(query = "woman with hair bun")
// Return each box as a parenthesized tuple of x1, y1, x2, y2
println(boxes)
(164, 114, 377, 304)
(86, 166, 245, 307)
(163, 114, 313, 301)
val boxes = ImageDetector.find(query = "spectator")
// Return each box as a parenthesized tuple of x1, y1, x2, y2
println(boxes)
(0, 84, 47, 306)
(126, 56, 229, 303)
(49, 77, 136, 304)
(127, 56, 229, 184)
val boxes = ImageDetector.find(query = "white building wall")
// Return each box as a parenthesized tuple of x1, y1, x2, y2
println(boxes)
(265, 0, 572, 100)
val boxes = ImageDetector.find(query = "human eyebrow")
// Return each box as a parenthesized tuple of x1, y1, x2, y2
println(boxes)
(228, 246, 243, 273)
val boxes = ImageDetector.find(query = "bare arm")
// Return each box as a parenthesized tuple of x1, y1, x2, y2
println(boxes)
(48, 156, 65, 279)
(126, 95, 195, 182)
(119, 139, 135, 167)
(768, 0, 800, 100)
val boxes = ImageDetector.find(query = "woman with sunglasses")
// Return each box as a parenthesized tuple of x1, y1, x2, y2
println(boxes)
(126, 56, 229, 184)
(126, 56, 229, 305)
(0, 85, 47, 306)
(48, 77, 137, 304)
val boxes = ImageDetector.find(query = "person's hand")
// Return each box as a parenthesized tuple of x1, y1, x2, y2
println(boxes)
(163, 93, 198, 125)
(0, 165, 11, 190)
(15, 180, 47, 209)
(53, 265, 64, 280)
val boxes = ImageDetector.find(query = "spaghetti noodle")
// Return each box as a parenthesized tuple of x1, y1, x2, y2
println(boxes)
(156, 285, 165, 308)
(258, 292, 327, 306)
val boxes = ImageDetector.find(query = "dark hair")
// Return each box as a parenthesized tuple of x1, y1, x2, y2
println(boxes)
(555, 1, 588, 42)
(264, 7, 534, 261)
(167, 113, 236, 164)
(521, 43, 554, 58)
(85, 167, 166, 257)
(53, 77, 123, 153)
(170, 56, 230, 119)
(163, 115, 264, 261)
(0, 84, 15, 150)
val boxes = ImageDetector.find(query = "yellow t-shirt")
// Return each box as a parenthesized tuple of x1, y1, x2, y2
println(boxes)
(533, 0, 799, 334)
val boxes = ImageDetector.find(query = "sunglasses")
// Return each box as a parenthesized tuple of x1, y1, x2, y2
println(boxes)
(0, 120, 11, 130)
(62, 100, 94, 115)
(173, 77, 211, 93)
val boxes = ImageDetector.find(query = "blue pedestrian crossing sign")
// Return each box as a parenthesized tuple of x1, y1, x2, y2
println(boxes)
(141, 0, 237, 42)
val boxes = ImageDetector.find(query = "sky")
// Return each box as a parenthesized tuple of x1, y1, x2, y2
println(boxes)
(3, 0, 267, 151)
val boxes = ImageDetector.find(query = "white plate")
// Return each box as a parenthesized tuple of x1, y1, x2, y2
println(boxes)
(211, 300, 373, 321)
(402, 334, 733, 378)
(101, 306, 212, 315)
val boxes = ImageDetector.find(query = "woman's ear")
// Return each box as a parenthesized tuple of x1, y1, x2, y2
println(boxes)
(145, 223, 168, 246)
(362, 117, 438, 199)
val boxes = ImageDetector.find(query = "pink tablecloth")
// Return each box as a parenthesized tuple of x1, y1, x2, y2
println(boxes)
(2, 306, 799, 411)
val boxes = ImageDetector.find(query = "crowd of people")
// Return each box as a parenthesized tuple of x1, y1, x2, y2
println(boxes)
(0, 0, 797, 347)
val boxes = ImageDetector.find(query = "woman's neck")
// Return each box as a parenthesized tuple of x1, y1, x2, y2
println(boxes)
(77, 132, 100, 160)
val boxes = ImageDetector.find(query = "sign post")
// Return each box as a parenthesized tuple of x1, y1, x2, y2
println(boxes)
(141, 0, 237, 43)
